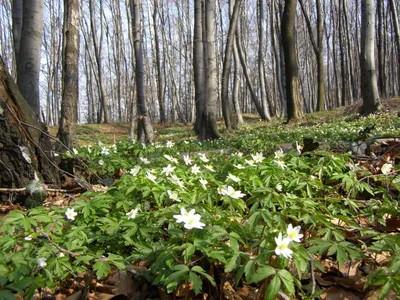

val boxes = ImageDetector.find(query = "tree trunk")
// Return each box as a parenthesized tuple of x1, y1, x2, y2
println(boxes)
(221, 0, 243, 131)
(131, 0, 154, 143)
(153, 0, 165, 124)
(298, 0, 325, 112)
(389, 0, 400, 94)
(193, 0, 206, 134)
(57, 0, 79, 149)
(11, 0, 22, 72)
(360, 0, 380, 115)
(0, 57, 59, 200)
(16, 0, 44, 118)
(258, 0, 271, 120)
(281, 0, 303, 121)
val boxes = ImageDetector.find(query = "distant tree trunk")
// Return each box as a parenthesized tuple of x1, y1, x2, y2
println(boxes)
(258, 0, 271, 120)
(281, 0, 303, 121)
(221, 0, 242, 131)
(0, 57, 59, 199)
(88, 0, 109, 123)
(389, 0, 400, 94)
(131, 0, 154, 142)
(202, 0, 220, 140)
(270, 0, 285, 117)
(153, 0, 165, 124)
(360, 0, 380, 115)
(193, 0, 205, 134)
(231, 0, 244, 126)
(16, 0, 44, 118)
(298, 0, 325, 111)
(377, 0, 388, 99)
(57, 0, 79, 149)
(11, 0, 22, 71)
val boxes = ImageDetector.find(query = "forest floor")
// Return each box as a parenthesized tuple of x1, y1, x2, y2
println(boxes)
(2, 98, 400, 300)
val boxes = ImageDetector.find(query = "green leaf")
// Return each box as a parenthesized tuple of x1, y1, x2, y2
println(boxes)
(277, 269, 295, 295)
(189, 272, 203, 295)
(7, 277, 33, 292)
(265, 275, 280, 300)
(247, 265, 275, 284)
(225, 254, 240, 273)
(75, 255, 94, 264)
(378, 280, 392, 300)
(336, 246, 347, 269)
(0, 290, 17, 300)
(191, 266, 216, 286)
(93, 261, 111, 279)
(172, 264, 190, 272)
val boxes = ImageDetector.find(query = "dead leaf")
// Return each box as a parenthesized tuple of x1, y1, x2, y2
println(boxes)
(339, 260, 361, 277)
(66, 290, 82, 300)
(362, 288, 398, 300)
(320, 286, 359, 300)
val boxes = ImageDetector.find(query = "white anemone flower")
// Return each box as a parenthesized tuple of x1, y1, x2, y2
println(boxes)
(227, 173, 240, 182)
(286, 224, 304, 242)
(173, 208, 205, 230)
(65, 208, 78, 220)
(166, 140, 174, 148)
(274, 148, 284, 159)
(162, 164, 176, 176)
(183, 155, 192, 166)
(163, 154, 178, 164)
(251, 152, 265, 164)
(381, 163, 393, 175)
(222, 186, 245, 199)
(204, 165, 216, 172)
(191, 164, 201, 175)
(199, 178, 208, 190)
(140, 157, 150, 165)
(98, 159, 104, 166)
(129, 165, 141, 176)
(199, 153, 209, 162)
(276, 183, 283, 192)
(245, 159, 256, 167)
(167, 190, 181, 202)
(217, 185, 227, 195)
(234, 164, 246, 170)
(126, 208, 139, 219)
(274, 160, 287, 169)
(146, 171, 157, 184)
(274, 233, 293, 259)
(36, 258, 47, 268)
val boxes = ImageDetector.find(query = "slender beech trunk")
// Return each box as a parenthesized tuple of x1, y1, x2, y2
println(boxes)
(131, 0, 154, 142)
(11, 0, 22, 72)
(299, 0, 324, 111)
(16, 0, 44, 118)
(221, 0, 243, 130)
(281, 0, 303, 121)
(58, 0, 79, 148)
(361, 0, 380, 115)
(389, 0, 400, 94)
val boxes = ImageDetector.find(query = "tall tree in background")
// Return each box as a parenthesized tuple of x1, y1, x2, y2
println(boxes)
(57, 0, 79, 148)
(11, 0, 22, 71)
(193, 0, 220, 140)
(389, 0, 400, 94)
(152, 0, 165, 124)
(360, 0, 380, 115)
(15, 0, 44, 118)
(281, 0, 303, 120)
(131, 0, 154, 142)
(299, 0, 325, 111)
(221, 0, 242, 130)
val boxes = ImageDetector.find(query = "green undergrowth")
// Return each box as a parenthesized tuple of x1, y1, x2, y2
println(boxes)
(1, 111, 400, 299)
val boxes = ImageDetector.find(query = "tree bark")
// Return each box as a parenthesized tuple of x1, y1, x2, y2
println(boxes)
(16, 0, 44, 118)
(57, 0, 79, 149)
(360, 0, 380, 115)
(221, 0, 243, 131)
(131, 0, 154, 143)
(0, 57, 59, 199)
(389, 0, 400, 94)
(281, 0, 303, 121)
(11, 0, 22, 72)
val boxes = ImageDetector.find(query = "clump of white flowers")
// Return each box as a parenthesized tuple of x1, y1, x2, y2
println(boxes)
(274, 224, 303, 259)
